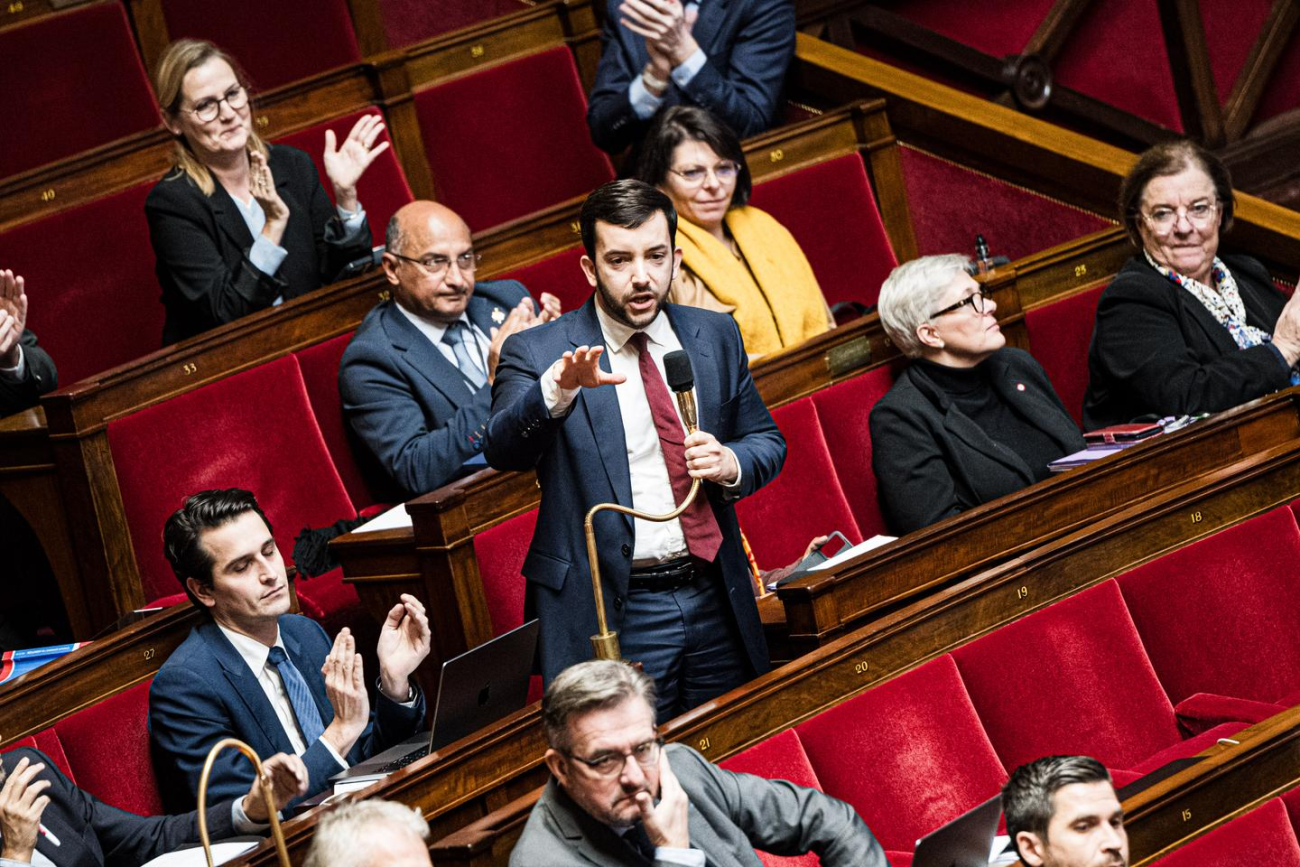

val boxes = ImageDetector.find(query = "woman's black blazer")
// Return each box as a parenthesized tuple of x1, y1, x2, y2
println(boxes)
(869, 347, 1085, 536)
(1083, 253, 1291, 429)
(146, 144, 372, 345)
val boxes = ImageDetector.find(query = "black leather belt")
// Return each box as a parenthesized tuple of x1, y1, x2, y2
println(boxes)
(628, 557, 698, 592)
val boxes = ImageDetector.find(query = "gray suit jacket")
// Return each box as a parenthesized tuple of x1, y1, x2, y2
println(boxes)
(509, 744, 887, 866)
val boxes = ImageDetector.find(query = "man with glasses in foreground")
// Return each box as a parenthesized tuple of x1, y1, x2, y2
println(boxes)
(339, 200, 562, 497)
(511, 659, 886, 866)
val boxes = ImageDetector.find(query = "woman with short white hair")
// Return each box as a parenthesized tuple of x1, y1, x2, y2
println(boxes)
(870, 254, 1084, 535)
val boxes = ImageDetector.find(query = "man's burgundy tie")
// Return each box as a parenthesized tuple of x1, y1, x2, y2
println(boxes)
(630, 332, 723, 562)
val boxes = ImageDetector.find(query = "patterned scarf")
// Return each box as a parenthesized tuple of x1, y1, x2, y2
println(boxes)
(1144, 251, 1300, 385)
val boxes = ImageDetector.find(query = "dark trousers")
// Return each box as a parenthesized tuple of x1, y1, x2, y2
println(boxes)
(618, 561, 752, 723)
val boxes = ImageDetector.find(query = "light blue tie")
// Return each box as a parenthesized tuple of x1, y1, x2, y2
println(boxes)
(442, 321, 487, 389)
(267, 646, 326, 746)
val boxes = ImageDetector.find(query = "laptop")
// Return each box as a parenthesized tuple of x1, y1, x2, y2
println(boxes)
(912, 794, 1004, 867)
(332, 618, 539, 785)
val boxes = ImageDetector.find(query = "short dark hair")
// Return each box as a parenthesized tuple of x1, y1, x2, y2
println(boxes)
(163, 488, 272, 609)
(1002, 755, 1115, 856)
(1119, 139, 1234, 248)
(579, 179, 678, 260)
(632, 105, 752, 208)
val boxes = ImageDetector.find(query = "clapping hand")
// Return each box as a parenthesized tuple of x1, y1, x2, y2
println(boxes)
(0, 756, 51, 864)
(241, 753, 309, 822)
(376, 594, 431, 701)
(0, 270, 27, 368)
(620, 0, 700, 67)
(321, 628, 370, 757)
(249, 150, 290, 239)
(324, 114, 390, 213)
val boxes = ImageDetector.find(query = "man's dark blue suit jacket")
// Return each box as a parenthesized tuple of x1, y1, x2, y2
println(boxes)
(149, 614, 425, 809)
(484, 298, 785, 683)
(586, 0, 796, 154)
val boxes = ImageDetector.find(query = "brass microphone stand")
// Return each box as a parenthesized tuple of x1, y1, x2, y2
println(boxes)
(585, 390, 700, 661)
(197, 738, 292, 867)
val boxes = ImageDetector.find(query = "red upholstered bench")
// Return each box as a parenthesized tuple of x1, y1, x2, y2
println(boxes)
(156, 0, 362, 92)
(105, 355, 362, 634)
(1117, 507, 1300, 731)
(718, 729, 823, 867)
(896, 146, 1113, 263)
(376, 0, 525, 48)
(3, 681, 163, 817)
(809, 364, 898, 538)
(950, 580, 1247, 776)
(1024, 284, 1105, 427)
(473, 509, 544, 703)
(748, 154, 897, 310)
(412, 46, 615, 232)
(1151, 797, 1300, 866)
(734, 398, 862, 572)
(0, 181, 160, 384)
(796, 655, 1006, 862)
(274, 110, 414, 239)
(0, 2, 160, 180)
(496, 247, 591, 315)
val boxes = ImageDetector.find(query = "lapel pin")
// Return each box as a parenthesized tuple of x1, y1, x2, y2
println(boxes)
(491, 307, 506, 324)
(1016, 382, 1026, 392)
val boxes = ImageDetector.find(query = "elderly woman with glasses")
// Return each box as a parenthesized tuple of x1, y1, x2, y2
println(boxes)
(147, 40, 386, 345)
(1083, 141, 1300, 429)
(633, 106, 831, 358)
(870, 255, 1084, 535)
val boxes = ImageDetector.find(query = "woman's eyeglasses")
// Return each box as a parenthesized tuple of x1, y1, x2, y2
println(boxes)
(669, 161, 741, 188)
(930, 287, 992, 319)
(185, 85, 249, 123)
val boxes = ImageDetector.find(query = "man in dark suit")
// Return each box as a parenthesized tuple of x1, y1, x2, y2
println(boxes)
(485, 180, 785, 721)
(586, 0, 795, 154)
(0, 747, 307, 867)
(339, 201, 561, 498)
(148, 489, 430, 809)
(0, 270, 56, 418)
(510, 660, 886, 866)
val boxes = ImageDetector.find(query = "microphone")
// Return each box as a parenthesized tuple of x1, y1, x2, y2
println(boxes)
(663, 350, 698, 433)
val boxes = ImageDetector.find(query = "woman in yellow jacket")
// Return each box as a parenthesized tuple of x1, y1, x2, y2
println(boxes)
(634, 106, 832, 358)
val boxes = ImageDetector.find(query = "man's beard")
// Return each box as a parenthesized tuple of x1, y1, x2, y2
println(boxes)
(594, 273, 663, 330)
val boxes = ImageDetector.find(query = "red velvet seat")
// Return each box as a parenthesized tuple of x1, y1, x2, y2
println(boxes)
(412, 46, 615, 232)
(1151, 798, 1300, 866)
(295, 331, 397, 511)
(2, 729, 74, 781)
(0, 181, 160, 385)
(158, 0, 362, 92)
(473, 509, 539, 638)
(897, 147, 1113, 264)
(0, 2, 160, 180)
(1117, 508, 1300, 708)
(273, 110, 413, 238)
(1024, 284, 1105, 427)
(809, 365, 898, 538)
(496, 247, 591, 315)
(950, 580, 1236, 773)
(105, 355, 361, 626)
(796, 655, 1007, 855)
(54, 681, 163, 816)
(719, 729, 823, 867)
(747, 155, 897, 309)
(376, 0, 523, 49)
(734, 399, 862, 571)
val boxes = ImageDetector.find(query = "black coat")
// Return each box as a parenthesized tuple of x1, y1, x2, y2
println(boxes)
(0, 747, 235, 867)
(1083, 253, 1291, 429)
(146, 144, 372, 345)
(0, 329, 57, 417)
(869, 347, 1085, 536)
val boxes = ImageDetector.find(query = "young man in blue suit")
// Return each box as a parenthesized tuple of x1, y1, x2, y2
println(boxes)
(148, 489, 431, 809)
(339, 201, 561, 498)
(586, 0, 795, 154)
(485, 180, 785, 721)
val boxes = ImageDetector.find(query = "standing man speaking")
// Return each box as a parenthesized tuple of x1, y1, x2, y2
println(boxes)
(485, 180, 785, 721)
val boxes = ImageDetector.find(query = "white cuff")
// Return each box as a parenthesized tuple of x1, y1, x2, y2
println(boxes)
(540, 359, 580, 417)
(0, 343, 24, 382)
(249, 235, 289, 277)
(628, 75, 665, 120)
(670, 47, 707, 87)
(654, 846, 706, 866)
(320, 738, 349, 770)
(231, 796, 271, 835)
(720, 447, 743, 491)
